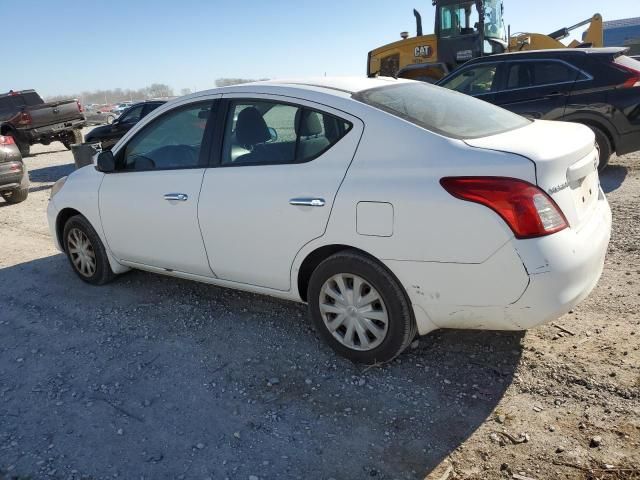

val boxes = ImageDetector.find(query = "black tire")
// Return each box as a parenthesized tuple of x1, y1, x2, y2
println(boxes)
(307, 250, 417, 364)
(1, 166, 29, 204)
(61, 129, 83, 150)
(62, 214, 116, 285)
(586, 125, 612, 172)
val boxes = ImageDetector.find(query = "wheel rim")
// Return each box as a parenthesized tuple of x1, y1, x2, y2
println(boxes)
(319, 273, 389, 351)
(67, 228, 97, 277)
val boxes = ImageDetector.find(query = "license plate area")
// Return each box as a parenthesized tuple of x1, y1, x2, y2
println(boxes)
(571, 169, 599, 222)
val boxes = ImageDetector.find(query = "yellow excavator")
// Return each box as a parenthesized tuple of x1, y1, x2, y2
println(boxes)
(367, 0, 603, 82)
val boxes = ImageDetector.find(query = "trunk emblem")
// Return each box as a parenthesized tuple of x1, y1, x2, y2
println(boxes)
(548, 182, 569, 195)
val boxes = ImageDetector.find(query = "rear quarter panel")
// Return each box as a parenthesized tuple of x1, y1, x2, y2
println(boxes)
(318, 108, 537, 264)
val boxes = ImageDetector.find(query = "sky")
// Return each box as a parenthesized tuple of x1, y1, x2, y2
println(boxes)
(3, 0, 637, 97)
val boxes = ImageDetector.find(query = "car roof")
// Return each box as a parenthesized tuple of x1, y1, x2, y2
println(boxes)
(195, 77, 411, 98)
(464, 47, 627, 64)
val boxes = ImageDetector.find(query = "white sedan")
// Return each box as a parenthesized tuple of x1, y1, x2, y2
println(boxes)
(48, 78, 611, 363)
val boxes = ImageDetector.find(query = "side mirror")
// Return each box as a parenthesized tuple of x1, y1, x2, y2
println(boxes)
(96, 150, 116, 173)
(268, 127, 278, 142)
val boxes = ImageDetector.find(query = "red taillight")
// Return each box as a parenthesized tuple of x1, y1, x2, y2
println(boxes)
(440, 177, 568, 239)
(614, 63, 640, 88)
(0, 135, 16, 145)
(18, 111, 32, 126)
(77, 101, 84, 112)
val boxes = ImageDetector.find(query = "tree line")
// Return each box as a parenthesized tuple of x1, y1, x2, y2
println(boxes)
(45, 79, 267, 104)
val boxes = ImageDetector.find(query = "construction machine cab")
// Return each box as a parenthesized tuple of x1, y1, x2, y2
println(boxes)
(434, 0, 507, 68)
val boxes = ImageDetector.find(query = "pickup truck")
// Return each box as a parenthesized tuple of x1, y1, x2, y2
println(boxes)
(0, 89, 86, 157)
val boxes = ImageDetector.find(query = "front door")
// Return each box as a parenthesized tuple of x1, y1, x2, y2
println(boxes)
(99, 98, 219, 277)
(198, 95, 363, 291)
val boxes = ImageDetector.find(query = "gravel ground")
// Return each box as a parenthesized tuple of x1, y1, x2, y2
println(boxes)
(0, 132, 638, 480)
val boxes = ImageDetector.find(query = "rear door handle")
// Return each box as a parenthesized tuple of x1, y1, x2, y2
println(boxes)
(164, 193, 188, 202)
(289, 198, 325, 207)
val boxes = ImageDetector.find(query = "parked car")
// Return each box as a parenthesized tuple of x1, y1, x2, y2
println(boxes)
(48, 78, 611, 363)
(0, 89, 86, 157)
(84, 108, 117, 126)
(0, 135, 29, 204)
(84, 101, 165, 150)
(437, 47, 640, 170)
(111, 102, 133, 115)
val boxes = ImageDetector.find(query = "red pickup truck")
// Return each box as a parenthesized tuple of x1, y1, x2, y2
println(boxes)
(0, 89, 86, 157)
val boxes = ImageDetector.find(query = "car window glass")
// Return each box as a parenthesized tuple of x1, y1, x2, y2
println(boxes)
(118, 105, 144, 124)
(142, 103, 162, 118)
(354, 82, 530, 140)
(221, 100, 352, 166)
(506, 61, 579, 89)
(440, 64, 497, 94)
(122, 102, 212, 171)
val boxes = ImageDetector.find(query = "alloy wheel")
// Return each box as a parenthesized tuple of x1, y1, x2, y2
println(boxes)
(67, 228, 97, 277)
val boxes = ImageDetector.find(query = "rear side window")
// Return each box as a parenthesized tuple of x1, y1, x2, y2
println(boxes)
(221, 100, 352, 166)
(505, 61, 582, 90)
(354, 82, 530, 140)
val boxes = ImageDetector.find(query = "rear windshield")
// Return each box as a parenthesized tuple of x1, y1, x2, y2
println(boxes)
(353, 82, 530, 140)
(614, 54, 640, 71)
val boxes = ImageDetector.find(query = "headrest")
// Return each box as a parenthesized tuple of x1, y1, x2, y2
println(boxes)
(295, 109, 323, 137)
(235, 107, 271, 146)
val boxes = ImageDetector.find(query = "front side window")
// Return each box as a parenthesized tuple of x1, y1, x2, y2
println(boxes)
(122, 102, 212, 171)
(439, 64, 498, 95)
(221, 100, 351, 166)
(354, 82, 530, 140)
(505, 61, 581, 90)
(118, 104, 144, 124)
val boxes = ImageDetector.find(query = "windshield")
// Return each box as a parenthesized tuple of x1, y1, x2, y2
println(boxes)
(483, 0, 505, 39)
(440, 2, 480, 37)
(353, 82, 530, 140)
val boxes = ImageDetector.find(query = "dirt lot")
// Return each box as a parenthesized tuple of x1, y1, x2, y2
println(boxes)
(0, 133, 638, 480)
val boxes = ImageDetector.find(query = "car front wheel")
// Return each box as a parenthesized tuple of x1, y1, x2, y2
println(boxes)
(308, 250, 416, 363)
(63, 215, 115, 285)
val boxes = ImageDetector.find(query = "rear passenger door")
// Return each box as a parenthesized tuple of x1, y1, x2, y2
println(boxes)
(198, 94, 363, 291)
(494, 60, 583, 120)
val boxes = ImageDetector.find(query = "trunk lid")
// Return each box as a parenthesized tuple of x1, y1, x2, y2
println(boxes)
(464, 120, 600, 230)
(27, 99, 83, 129)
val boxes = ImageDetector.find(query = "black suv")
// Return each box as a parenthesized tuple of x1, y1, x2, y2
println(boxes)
(84, 101, 165, 150)
(437, 47, 640, 170)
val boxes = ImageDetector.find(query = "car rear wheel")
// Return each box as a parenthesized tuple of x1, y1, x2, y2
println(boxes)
(63, 215, 115, 285)
(587, 125, 612, 172)
(308, 250, 416, 363)
(1, 165, 29, 204)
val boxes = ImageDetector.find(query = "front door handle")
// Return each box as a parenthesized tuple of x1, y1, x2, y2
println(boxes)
(289, 197, 325, 207)
(164, 193, 188, 202)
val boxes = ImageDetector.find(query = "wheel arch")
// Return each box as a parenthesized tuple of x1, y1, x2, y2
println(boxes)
(296, 243, 409, 306)
(56, 207, 83, 252)
(561, 114, 617, 151)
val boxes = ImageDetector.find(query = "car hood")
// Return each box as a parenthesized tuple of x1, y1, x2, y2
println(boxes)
(85, 124, 113, 140)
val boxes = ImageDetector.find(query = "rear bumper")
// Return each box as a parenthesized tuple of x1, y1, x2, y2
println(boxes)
(507, 188, 611, 328)
(0, 161, 24, 191)
(615, 129, 640, 156)
(385, 190, 611, 335)
(24, 119, 86, 141)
